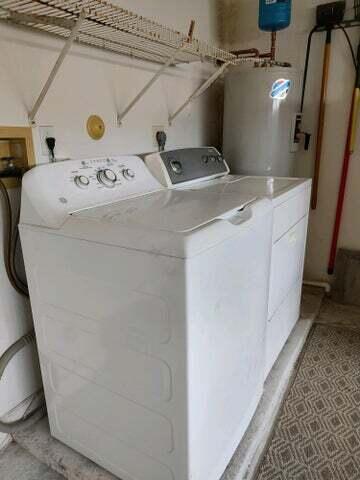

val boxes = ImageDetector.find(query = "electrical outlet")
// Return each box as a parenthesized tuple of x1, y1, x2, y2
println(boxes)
(115, 113, 122, 128)
(152, 125, 166, 149)
(39, 126, 55, 155)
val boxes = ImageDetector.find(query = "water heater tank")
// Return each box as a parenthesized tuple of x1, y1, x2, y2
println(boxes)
(223, 67, 300, 177)
(259, 0, 292, 32)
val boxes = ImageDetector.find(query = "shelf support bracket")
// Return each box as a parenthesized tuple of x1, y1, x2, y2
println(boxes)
(116, 43, 186, 125)
(168, 61, 230, 125)
(28, 10, 86, 124)
(116, 20, 195, 125)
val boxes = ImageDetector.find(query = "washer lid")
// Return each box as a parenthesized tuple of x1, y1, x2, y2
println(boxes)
(72, 189, 257, 233)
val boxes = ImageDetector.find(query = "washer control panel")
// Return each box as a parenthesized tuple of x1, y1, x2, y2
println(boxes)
(21, 155, 162, 229)
(70, 158, 137, 190)
(145, 147, 229, 187)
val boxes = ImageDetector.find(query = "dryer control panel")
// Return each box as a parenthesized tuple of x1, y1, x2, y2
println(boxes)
(145, 147, 230, 188)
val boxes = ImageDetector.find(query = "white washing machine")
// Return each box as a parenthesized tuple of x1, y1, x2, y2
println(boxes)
(19, 155, 273, 480)
(145, 148, 311, 378)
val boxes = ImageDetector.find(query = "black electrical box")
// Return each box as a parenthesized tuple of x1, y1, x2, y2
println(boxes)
(355, 0, 360, 20)
(316, 1, 346, 27)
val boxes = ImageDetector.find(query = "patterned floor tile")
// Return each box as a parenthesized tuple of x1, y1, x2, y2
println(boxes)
(256, 325, 360, 480)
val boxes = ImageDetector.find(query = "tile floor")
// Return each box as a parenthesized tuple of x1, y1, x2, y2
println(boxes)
(0, 442, 63, 480)
(256, 324, 360, 479)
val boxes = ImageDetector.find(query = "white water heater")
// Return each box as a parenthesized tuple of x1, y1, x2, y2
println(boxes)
(223, 67, 300, 177)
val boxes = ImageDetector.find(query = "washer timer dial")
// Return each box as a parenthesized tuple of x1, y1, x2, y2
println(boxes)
(97, 168, 117, 187)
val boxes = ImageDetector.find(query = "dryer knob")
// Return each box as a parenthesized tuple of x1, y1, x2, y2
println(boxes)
(170, 160, 183, 174)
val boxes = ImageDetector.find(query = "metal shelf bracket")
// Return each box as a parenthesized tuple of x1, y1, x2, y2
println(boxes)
(28, 10, 86, 124)
(168, 61, 230, 125)
(116, 43, 186, 125)
(116, 21, 195, 125)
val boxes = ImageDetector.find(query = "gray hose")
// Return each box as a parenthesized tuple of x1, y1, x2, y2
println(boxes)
(0, 331, 46, 433)
(0, 332, 35, 380)
(0, 178, 28, 296)
(0, 403, 46, 434)
(0, 178, 46, 433)
(0, 332, 46, 433)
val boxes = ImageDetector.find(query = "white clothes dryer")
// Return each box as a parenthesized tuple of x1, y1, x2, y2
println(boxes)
(145, 148, 311, 378)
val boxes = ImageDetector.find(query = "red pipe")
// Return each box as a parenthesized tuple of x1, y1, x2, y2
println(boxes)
(327, 91, 355, 274)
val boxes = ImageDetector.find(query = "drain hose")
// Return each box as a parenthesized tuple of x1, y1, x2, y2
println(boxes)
(0, 178, 46, 433)
(0, 179, 28, 296)
(0, 332, 46, 433)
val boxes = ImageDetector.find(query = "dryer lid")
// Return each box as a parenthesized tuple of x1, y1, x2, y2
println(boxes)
(186, 176, 306, 198)
(72, 189, 257, 233)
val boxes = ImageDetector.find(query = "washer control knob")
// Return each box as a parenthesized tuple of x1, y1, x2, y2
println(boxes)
(170, 160, 183, 174)
(122, 168, 135, 181)
(74, 175, 90, 188)
(97, 168, 117, 187)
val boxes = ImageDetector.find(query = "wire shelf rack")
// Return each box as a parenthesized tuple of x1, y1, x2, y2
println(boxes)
(0, 0, 238, 66)
(0, 1, 257, 124)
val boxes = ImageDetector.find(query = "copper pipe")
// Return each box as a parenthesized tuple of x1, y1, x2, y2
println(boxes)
(231, 31, 277, 62)
(311, 29, 332, 210)
(237, 32, 277, 60)
(187, 20, 195, 42)
(230, 48, 260, 57)
(271, 31, 277, 61)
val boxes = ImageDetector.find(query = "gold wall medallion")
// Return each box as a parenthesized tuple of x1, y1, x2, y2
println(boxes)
(87, 115, 105, 140)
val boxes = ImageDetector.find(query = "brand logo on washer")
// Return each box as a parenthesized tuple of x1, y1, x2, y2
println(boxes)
(270, 78, 291, 100)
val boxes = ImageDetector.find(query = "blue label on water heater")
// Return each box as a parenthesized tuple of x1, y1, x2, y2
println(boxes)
(270, 78, 291, 100)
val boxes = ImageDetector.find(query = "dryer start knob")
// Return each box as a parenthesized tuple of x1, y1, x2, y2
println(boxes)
(97, 169, 117, 187)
